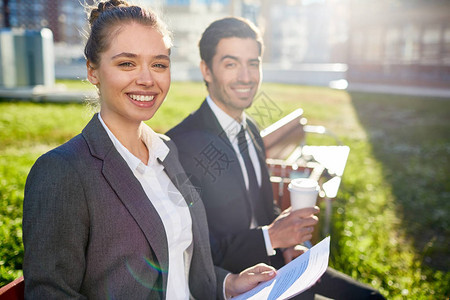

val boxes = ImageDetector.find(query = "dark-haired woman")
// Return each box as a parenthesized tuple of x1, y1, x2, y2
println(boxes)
(22, 1, 275, 298)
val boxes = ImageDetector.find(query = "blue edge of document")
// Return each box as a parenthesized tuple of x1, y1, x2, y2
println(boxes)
(234, 236, 330, 300)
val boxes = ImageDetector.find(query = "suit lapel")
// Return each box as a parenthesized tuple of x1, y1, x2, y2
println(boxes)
(197, 101, 254, 222)
(82, 115, 169, 290)
(200, 100, 250, 190)
(200, 102, 266, 184)
(247, 119, 275, 223)
(246, 120, 266, 165)
(198, 100, 235, 150)
(247, 119, 272, 188)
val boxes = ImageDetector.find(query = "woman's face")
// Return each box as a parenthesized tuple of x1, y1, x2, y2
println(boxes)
(87, 22, 171, 126)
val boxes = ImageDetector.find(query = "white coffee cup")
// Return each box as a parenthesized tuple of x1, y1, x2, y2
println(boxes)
(288, 178, 319, 210)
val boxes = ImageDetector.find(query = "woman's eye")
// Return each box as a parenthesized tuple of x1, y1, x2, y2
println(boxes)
(153, 63, 169, 69)
(119, 62, 134, 67)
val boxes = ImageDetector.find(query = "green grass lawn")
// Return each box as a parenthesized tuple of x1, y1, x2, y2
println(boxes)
(1, 80, 449, 298)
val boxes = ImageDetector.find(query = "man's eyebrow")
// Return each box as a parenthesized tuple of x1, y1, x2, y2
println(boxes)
(220, 55, 261, 63)
(220, 55, 239, 62)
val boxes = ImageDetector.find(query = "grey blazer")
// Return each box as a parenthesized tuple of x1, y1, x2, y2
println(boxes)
(23, 114, 227, 299)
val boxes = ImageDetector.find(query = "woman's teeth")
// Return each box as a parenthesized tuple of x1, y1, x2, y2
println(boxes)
(129, 94, 154, 102)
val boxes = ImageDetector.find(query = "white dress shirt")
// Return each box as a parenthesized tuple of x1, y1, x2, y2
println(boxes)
(99, 114, 193, 299)
(206, 97, 276, 256)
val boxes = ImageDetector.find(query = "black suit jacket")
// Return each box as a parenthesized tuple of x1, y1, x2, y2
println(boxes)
(166, 100, 284, 273)
(23, 114, 227, 299)
(168, 102, 385, 300)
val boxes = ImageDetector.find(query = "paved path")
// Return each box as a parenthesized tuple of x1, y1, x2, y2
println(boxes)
(347, 83, 450, 98)
(0, 85, 96, 102)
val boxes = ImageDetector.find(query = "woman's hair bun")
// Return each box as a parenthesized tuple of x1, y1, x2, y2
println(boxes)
(89, 0, 130, 26)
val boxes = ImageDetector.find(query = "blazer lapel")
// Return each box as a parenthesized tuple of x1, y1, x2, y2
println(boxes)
(82, 115, 169, 289)
(159, 141, 217, 297)
(102, 152, 169, 266)
(158, 148, 202, 209)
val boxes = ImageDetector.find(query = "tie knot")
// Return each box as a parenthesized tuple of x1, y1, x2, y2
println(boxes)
(238, 125, 246, 136)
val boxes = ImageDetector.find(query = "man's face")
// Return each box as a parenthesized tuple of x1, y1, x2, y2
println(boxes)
(201, 37, 261, 119)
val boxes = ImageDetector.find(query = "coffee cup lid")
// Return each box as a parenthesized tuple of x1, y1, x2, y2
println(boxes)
(288, 178, 319, 192)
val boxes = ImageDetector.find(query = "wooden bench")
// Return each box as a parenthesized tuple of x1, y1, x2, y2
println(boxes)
(261, 108, 350, 236)
(0, 276, 24, 300)
(260, 108, 306, 162)
(266, 158, 323, 210)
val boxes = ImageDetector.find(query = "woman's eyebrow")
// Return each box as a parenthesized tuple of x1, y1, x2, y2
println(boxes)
(111, 52, 137, 60)
(154, 54, 171, 61)
(111, 53, 170, 61)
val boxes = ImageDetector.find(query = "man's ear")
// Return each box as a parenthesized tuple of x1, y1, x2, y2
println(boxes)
(200, 60, 212, 85)
(86, 61, 99, 85)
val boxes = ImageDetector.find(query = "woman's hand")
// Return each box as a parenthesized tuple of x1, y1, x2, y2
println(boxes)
(224, 263, 277, 298)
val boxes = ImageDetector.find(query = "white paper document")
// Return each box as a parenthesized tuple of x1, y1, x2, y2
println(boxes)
(234, 236, 330, 300)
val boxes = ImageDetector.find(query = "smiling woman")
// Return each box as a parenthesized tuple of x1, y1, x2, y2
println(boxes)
(86, 22, 172, 155)
(21, 1, 276, 299)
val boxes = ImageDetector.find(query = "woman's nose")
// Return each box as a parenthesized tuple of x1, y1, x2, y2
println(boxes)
(136, 67, 154, 86)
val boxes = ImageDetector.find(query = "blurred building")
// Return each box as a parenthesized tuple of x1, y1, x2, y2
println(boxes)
(158, 0, 236, 63)
(1, 0, 449, 89)
(1, 0, 88, 44)
(260, 0, 348, 65)
(347, 0, 450, 88)
(0, 0, 345, 65)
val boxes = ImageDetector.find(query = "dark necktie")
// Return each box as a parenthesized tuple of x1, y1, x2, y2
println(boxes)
(237, 125, 260, 225)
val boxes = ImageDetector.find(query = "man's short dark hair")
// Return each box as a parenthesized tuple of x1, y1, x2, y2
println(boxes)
(199, 17, 264, 69)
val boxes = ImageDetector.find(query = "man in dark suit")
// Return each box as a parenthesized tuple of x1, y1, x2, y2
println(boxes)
(167, 17, 385, 299)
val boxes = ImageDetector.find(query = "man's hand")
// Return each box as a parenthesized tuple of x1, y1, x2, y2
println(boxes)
(282, 244, 309, 264)
(268, 206, 319, 249)
(224, 263, 276, 298)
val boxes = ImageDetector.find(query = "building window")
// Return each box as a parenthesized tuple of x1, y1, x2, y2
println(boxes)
(385, 27, 401, 63)
(365, 28, 383, 62)
(421, 25, 441, 64)
(443, 26, 450, 64)
(402, 24, 421, 63)
(351, 31, 365, 63)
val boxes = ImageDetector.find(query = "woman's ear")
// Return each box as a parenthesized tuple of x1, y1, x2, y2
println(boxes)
(200, 60, 212, 85)
(86, 61, 99, 85)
